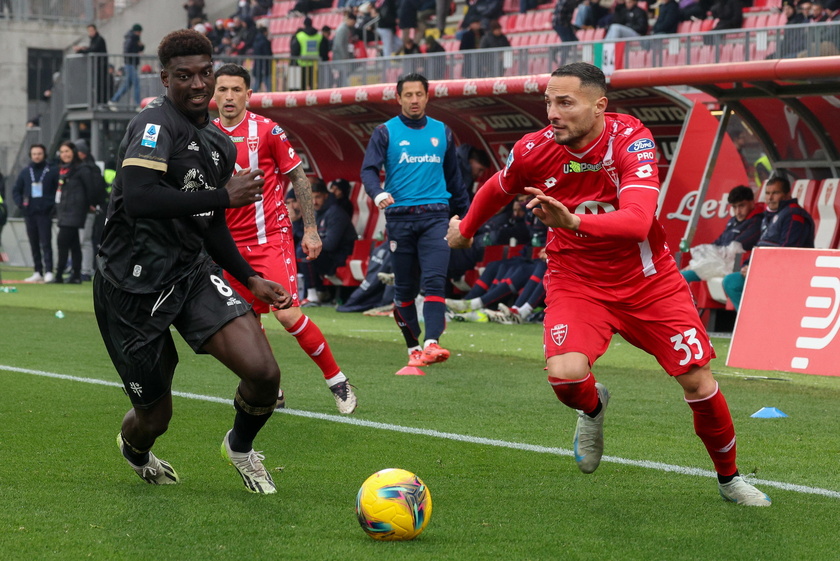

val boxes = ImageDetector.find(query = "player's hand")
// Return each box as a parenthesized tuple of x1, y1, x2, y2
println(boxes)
(377, 194, 394, 209)
(226, 168, 265, 208)
(446, 215, 473, 249)
(248, 276, 293, 310)
(524, 186, 580, 231)
(301, 227, 322, 260)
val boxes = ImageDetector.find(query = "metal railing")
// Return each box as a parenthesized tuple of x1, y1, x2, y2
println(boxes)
(0, 0, 145, 23)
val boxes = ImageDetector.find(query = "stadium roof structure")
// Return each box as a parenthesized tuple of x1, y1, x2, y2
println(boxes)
(234, 56, 840, 181)
(611, 55, 840, 176)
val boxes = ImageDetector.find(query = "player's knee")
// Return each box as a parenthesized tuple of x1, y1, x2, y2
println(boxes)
(242, 358, 281, 391)
(545, 357, 589, 381)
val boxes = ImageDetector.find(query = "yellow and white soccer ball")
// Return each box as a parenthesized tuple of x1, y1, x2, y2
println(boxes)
(355, 468, 432, 541)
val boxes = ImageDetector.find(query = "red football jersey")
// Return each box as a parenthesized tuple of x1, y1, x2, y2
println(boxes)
(499, 113, 669, 285)
(213, 112, 302, 245)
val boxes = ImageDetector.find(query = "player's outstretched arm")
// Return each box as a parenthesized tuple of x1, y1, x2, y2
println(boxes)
(287, 166, 322, 260)
(454, 171, 516, 243)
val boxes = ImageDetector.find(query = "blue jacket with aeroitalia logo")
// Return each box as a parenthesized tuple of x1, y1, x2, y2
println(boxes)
(383, 115, 448, 208)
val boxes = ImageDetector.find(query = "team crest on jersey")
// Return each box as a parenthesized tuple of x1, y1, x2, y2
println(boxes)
(550, 324, 568, 346)
(271, 125, 283, 135)
(430, 137, 439, 147)
(248, 136, 259, 151)
(389, 240, 397, 252)
(141, 124, 161, 148)
(627, 138, 655, 153)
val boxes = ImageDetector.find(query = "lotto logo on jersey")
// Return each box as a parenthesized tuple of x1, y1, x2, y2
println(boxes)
(627, 138, 655, 153)
(141, 124, 161, 148)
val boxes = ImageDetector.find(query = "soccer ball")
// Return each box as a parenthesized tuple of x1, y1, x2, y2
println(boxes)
(355, 468, 432, 541)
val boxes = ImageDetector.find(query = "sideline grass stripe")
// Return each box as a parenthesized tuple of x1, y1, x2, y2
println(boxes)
(5, 363, 839, 501)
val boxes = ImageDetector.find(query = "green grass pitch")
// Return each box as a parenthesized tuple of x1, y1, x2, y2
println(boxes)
(1, 264, 839, 560)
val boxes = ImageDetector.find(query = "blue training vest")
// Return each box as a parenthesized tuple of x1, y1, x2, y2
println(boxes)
(384, 116, 450, 208)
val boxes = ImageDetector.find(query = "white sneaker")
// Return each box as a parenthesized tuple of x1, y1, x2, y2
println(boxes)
(719, 475, 771, 506)
(445, 298, 473, 313)
(329, 380, 357, 414)
(573, 383, 610, 474)
(498, 303, 523, 324)
(221, 430, 276, 494)
(485, 309, 514, 324)
(43, 272, 55, 283)
(116, 433, 179, 484)
(24, 272, 44, 283)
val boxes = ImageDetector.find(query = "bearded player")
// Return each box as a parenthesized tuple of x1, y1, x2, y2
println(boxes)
(446, 63, 770, 506)
(212, 63, 356, 414)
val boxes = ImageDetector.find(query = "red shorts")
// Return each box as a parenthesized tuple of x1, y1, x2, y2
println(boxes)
(542, 261, 715, 376)
(224, 237, 300, 314)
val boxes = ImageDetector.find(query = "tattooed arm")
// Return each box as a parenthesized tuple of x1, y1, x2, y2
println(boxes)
(287, 165, 322, 260)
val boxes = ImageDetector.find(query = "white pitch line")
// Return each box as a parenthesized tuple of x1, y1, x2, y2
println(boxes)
(3, 364, 839, 500)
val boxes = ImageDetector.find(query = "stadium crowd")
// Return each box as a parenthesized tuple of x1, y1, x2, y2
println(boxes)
(174, 0, 840, 84)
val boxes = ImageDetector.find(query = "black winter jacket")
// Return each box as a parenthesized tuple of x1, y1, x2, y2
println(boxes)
(56, 162, 98, 228)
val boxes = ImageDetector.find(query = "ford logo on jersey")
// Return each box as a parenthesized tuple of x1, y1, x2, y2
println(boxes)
(627, 138, 655, 153)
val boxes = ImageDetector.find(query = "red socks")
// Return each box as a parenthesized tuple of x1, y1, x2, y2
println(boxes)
(287, 315, 340, 380)
(686, 383, 738, 477)
(547, 372, 600, 413)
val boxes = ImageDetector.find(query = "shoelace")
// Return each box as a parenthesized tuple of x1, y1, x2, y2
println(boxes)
(236, 451, 268, 475)
(141, 464, 159, 478)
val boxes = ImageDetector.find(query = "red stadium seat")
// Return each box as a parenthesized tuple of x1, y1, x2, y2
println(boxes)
(813, 179, 840, 249)
(534, 9, 553, 31)
(327, 238, 376, 286)
(521, 12, 537, 32)
(792, 179, 819, 213)
(744, 14, 768, 28)
(577, 28, 595, 42)
(767, 12, 787, 27)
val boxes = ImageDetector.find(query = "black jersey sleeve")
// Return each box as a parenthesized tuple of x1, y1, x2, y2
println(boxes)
(204, 212, 258, 286)
(122, 166, 231, 219)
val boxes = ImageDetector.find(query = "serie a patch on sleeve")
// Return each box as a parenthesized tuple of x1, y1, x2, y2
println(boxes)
(141, 124, 162, 148)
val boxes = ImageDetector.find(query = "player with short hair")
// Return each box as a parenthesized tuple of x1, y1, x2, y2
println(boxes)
(212, 63, 357, 414)
(94, 29, 292, 494)
(360, 72, 469, 368)
(447, 62, 771, 506)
